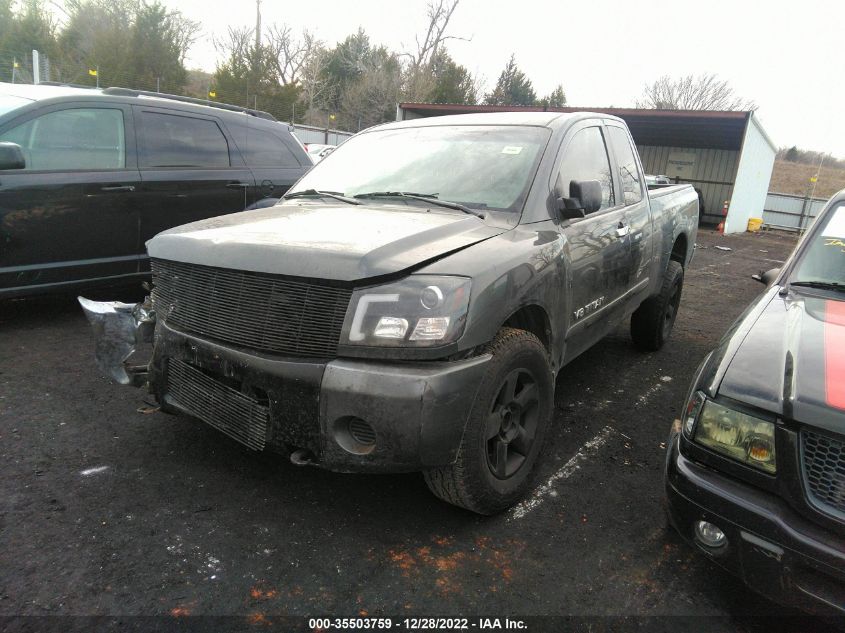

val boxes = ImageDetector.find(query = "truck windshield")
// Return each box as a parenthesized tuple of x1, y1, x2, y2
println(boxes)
(287, 125, 550, 213)
(792, 203, 845, 288)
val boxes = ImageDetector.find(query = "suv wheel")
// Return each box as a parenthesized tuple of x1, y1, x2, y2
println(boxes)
(423, 327, 553, 514)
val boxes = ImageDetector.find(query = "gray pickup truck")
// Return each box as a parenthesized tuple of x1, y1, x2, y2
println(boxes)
(81, 112, 698, 514)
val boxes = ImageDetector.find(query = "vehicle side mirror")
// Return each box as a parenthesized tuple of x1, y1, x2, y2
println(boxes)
(557, 180, 602, 219)
(0, 142, 25, 170)
(751, 268, 780, 286)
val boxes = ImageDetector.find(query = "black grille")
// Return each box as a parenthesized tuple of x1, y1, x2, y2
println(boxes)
(152, 259, 351, 358)
(802, 429, 845, 517)
(166, 359, 268, 451)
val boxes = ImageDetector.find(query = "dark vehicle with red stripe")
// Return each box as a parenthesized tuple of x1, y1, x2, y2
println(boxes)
(665, 190, 845, 614)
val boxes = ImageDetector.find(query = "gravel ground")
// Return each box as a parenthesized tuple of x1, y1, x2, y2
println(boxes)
(1, 228, 831, 631)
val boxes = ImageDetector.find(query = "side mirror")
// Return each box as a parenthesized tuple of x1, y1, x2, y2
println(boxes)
(0, 142, 25, 170)
(557, 180, 602, 219)
(752, 268, 780, 286)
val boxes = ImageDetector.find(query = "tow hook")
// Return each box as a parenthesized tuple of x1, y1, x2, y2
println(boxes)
(78, 296, 155, 387)
(290, 448, 316, 467)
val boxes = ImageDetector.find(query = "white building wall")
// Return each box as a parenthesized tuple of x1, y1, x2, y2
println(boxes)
(637, 145, 739, 222)
(724, 114, 777, 233)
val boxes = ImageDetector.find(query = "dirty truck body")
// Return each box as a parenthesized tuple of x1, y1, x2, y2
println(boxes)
(82, 112, 698, 513)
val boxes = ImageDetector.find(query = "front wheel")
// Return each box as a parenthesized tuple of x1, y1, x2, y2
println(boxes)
(631, 260, 684, 351)
(423, 328, 554, 514)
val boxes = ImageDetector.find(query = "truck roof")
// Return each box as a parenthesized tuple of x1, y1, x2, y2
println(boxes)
(387, 111, 570, 128)
(375, 110, 623, 132)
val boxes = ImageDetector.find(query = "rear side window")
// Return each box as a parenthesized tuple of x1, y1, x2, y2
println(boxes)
(556, 126, 614, 211)
(139, 111, 229, 168)
(606, 125, 643, 205)
(0, 107, 125, 170)
(241, 127, 302, 167)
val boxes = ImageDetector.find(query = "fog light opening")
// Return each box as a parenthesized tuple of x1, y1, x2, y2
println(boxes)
(333, 416, 377, 455)
(694, 520, 727, 549)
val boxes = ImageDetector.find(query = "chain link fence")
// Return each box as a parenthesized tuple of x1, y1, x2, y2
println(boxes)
(0, 48, 346, 131)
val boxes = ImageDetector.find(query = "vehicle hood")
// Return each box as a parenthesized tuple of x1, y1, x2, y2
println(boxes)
(146, 203, 506, 281)
(714, 286, 845, 435)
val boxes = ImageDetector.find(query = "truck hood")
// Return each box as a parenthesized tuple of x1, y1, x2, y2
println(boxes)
(146, 203, 505, 281)
(716, 287, 845, 435)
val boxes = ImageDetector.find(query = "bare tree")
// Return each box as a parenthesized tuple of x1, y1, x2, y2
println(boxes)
(213, 26, 254, 65)
(172, 13, 201, 64)
(410, 0, 464, 70)
(340, 55, 403, 130)
(265, 24, 316, 85)
(405, 0, 469, 101)
(636, 73, 756, 111)
(299, 43, 334, 122)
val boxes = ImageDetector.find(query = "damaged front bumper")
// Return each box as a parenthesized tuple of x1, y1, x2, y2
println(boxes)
(79, 297, 490, 472)
(78, 296, 155, 387)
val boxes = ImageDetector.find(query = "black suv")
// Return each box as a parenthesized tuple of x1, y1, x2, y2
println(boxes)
(0, 83, 311, 298)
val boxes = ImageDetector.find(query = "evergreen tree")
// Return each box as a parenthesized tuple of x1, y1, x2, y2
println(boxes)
(539, 84, 567, 108)
(484, 54, 537, 106)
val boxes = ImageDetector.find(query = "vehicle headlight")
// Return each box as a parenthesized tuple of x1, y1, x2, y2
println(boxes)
(685, 393, 776, 474)
(341, 275, 471, 347)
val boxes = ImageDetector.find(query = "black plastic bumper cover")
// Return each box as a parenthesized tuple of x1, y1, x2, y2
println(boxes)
(150, 321, 490, 473)
(665, 432, 845, 615)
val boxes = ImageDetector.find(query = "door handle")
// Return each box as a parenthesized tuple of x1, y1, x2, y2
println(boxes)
(100, 185, 135, 192)
(616, 223, 630, 238)
(226, 182, 250, 189)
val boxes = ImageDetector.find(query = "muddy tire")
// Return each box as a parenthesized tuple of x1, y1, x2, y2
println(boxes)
(631, 260, 684, 352)
(423, 327, 554, 515)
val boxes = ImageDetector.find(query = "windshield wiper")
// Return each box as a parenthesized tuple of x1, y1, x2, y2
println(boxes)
(352, 191, 485, 218)
(283, 189, 361, 205)
(790, 280, 845, 293)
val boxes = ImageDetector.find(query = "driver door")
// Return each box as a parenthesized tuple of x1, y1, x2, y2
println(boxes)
(555, 123, 631, 362)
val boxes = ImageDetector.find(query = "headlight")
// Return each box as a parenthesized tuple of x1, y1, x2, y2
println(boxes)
(341, 275, 471, 347)
(687, 396, 776, 474)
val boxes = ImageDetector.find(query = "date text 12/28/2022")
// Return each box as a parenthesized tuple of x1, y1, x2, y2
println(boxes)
(308, 617, 528, 630)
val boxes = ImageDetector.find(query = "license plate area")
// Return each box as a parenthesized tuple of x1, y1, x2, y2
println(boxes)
(165, 358, 269, 451)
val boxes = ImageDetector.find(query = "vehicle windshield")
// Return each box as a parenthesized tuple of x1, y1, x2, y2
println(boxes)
(792, 202, 845, 287)
(287, 125, 550, 213)
(0, 94, 31, 118)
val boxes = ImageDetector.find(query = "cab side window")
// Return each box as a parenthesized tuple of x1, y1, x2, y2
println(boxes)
(138, 111, 230, 168)
(606, 125, 643, 205)
(0, 108, 125, 170)
(556, 126, 614, 211)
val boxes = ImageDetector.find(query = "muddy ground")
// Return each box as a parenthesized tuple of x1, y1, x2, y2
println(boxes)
(0, 228, 829, 631)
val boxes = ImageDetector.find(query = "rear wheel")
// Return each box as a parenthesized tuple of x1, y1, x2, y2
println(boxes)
(631, 260, 684, 351)
(423, 328, 553, 514)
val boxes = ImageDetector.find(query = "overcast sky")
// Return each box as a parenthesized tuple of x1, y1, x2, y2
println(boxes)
(170, 0, 843, 157)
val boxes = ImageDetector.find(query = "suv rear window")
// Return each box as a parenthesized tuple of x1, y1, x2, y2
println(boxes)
(241, 127, 302, 167)
(138, 111, 230, 168)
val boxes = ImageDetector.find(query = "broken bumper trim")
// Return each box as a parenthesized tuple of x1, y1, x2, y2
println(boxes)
(77, 297, 154, 386)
